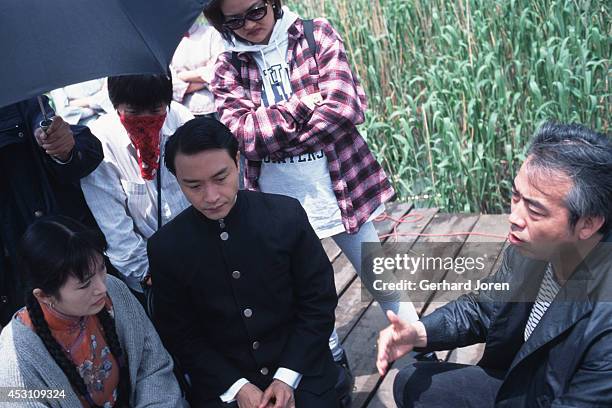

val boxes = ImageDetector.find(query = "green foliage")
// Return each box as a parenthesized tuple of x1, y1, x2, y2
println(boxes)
(287, 0, 610, 212)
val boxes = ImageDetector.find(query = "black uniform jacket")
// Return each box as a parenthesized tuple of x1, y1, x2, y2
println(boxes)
(418, 234, 612, 407)
(149, 190, 338, 404)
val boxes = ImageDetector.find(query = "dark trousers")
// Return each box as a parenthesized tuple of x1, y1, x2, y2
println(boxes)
(196, 386, 339, 408)
(394, 362, 505, 408)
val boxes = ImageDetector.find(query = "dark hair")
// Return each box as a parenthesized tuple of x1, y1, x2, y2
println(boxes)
(164, 117, 239, 175)
(526, 121, 612, 234)
(204, 0, 283, 43)
(107, 74, 172, 110)
(18, 216, 131, 407)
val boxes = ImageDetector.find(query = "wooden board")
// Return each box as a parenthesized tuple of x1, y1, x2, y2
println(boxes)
(364, 351, 417, 408)
(322, 238, 342, 264)
(342, 300, 389, 407)
(412, 213, 480, 315)
(338, 208, 439, 408)
(373, 201, 414, 236)
(336, 207, 438, 341)
(366, 213, 479, 407)
(421, 214, 509, 312)
(369, 214, 509, 407)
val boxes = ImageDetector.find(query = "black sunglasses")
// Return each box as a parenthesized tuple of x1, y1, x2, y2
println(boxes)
(223, 1, 269, 30)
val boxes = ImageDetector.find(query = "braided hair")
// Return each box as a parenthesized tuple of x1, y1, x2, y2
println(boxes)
(18, 216, 131, 407)
(26, 292, 91, 400)
(96, 304, 130, 407)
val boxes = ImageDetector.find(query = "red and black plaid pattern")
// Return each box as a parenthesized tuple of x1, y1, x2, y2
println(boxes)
(211, 18, 395, 233)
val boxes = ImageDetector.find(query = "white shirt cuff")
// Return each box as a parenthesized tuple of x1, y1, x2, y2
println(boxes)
(220, 378, 249, 403)
(273, 367, 303, 389)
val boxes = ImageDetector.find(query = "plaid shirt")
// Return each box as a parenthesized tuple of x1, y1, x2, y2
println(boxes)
(212, 18, 395, 233)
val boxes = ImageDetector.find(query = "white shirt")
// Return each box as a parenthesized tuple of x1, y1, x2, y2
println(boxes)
(171, 24, 225, 115)
(259, 153, 346, 238)
(81, 102, 193, 291)
(49, 79, 113, 125)
(221, 368, 302, 403)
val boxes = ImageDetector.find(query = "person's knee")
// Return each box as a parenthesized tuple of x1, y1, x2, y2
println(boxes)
(393, 363, 418, 408)
(394, 362, 447, 408)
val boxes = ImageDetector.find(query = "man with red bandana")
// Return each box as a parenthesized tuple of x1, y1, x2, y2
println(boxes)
(81, 74, 193, 296)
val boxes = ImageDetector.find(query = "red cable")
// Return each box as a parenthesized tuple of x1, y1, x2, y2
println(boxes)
(375, 211, 508, 241)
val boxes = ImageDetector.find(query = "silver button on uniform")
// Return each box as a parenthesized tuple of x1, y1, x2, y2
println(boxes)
(220, 231, 229, 241)
(34, 210, 44, 217)
(252, 341, 260, 350)
(243, 308, 253, 318)
(260, 367, 269, 375)
(232, 270, 241, 279)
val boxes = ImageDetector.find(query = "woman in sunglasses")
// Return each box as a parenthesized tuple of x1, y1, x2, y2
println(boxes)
(205, 0, 420, 405)
(0, 216, 183, 407)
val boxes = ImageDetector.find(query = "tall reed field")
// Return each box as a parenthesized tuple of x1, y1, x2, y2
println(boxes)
(287, 0, 610, 213)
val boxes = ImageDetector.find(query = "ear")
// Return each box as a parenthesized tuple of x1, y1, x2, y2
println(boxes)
(32, 288, 54, 305)
(235, 151, 240, 165)
(575, 215, 605, 240)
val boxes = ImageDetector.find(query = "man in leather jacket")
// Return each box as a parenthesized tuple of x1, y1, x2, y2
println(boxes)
(377, 122, 612, 407)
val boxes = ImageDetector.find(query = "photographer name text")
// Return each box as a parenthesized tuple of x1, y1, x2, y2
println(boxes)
(373, 279, 510, 292)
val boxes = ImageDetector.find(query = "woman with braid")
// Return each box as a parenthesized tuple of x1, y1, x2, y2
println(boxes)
(0, 216, 182, 407)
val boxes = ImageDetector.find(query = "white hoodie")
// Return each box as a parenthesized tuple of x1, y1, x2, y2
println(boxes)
(225, 7, 298, 106)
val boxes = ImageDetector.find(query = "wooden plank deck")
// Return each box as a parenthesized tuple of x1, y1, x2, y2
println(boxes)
(328, 202, 509, 408)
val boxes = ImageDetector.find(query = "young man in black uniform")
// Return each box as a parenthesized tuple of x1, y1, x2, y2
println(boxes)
(149, 117, 340, 408)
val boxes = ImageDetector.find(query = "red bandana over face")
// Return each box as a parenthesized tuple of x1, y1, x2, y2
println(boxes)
(119, 113, 166, 180)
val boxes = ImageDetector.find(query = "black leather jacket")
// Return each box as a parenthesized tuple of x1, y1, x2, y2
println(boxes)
(419, 235, 612, 407)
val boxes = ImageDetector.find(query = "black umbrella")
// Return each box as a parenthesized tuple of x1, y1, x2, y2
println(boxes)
(0, 0, 208, 108)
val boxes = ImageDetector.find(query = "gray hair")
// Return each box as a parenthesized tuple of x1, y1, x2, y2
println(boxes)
(526, 121, 612, 234)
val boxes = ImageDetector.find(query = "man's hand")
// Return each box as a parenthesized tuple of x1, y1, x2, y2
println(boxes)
(258, 379, 295, 408)
(236, 383, 264, 408)
(34, 116, 75, 161)
(376, 311, 427, 376)
(301, 92, 323, 110)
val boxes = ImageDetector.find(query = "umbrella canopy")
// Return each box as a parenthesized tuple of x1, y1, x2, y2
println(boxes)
(0, 0, 208, 108)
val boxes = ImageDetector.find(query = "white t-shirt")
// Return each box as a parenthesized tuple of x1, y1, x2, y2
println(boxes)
(259, 151, 345, 238)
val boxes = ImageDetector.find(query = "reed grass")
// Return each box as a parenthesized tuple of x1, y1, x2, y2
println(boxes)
(287, 0, 610, 212)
